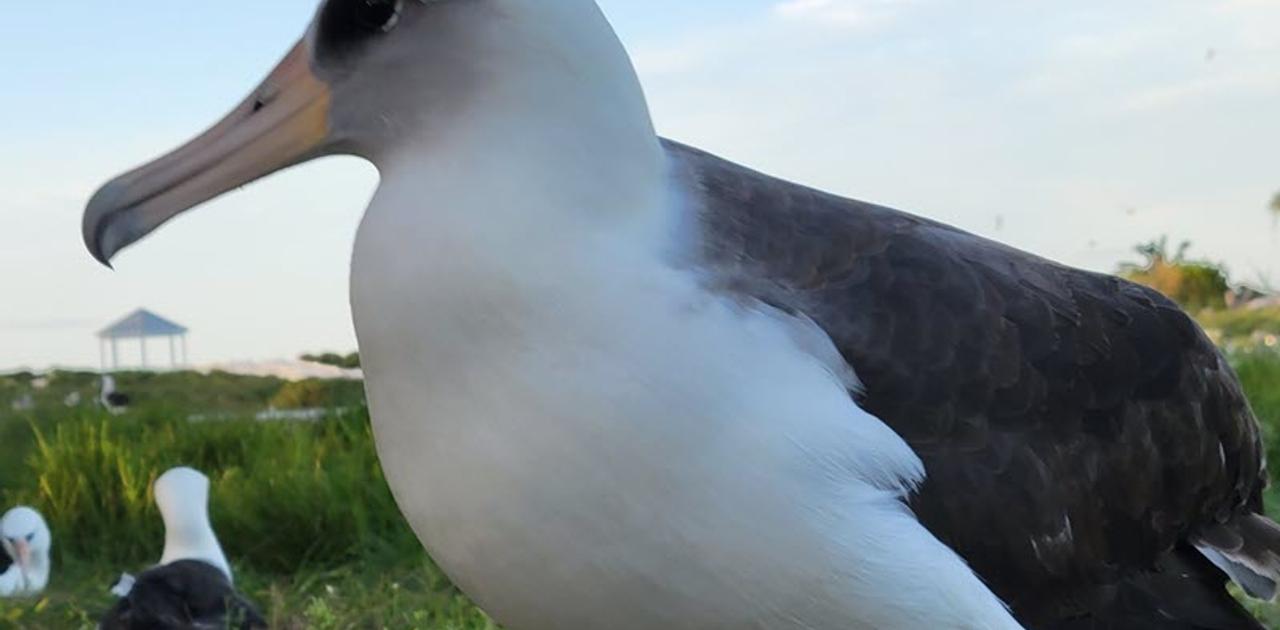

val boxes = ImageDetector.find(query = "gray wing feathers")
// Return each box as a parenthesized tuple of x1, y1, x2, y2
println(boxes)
(1197, 514, 1280, 600)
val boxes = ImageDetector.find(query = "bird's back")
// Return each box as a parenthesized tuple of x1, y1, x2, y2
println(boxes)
(664, 138, 1272, 627)
(98, 560, 266, 630)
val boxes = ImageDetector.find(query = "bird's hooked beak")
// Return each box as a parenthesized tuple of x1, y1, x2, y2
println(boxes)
(83, 39, 334, 265)
(13, 539, 30, 571)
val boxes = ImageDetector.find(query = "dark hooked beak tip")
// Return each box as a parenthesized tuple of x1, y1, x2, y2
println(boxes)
(83, 180, 134, 268)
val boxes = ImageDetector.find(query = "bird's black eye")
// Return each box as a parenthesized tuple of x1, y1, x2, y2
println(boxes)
(354, 0, 403, 33)
(25, 532, 34, 542)
(317, 0, 407, 64)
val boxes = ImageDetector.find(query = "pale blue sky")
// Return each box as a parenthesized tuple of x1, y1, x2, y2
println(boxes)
(1, 1, 1277, 370)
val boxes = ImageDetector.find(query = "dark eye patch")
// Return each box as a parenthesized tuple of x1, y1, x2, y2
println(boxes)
(355, 0, 402, 31)
(317, 0, 405, 64)
(25, 532, 35, 542)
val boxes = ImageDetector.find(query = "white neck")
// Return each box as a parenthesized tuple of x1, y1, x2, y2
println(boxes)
(0, 550, 49, 596)
(371, 0, 666, 247)
(159, 506, 232, 581)
(22, 551, 49, 593)
(0, 563, 17, 595)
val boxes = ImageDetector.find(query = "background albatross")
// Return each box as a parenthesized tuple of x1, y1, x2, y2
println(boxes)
(82, 0, 1280, 627)
(0, 506, 51, 598)
(100, 467, 265, 630)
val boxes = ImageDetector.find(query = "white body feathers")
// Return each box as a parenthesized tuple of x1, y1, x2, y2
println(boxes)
(348, 2, 1023, 627)
(154, 467, 233, 581)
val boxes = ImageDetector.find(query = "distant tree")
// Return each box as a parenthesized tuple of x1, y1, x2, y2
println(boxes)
(300, 352, 361, 369)
(1271, 191, 1280, 215)
(1117, 237, 1230, 311)
(1115, 236, 1182, 273)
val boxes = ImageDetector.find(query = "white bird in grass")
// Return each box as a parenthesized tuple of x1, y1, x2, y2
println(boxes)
(83, 1, 1279, 628)
(100, 467, 264, 630)
(100, 374, 130, 415)
(0, 506, 52, 598)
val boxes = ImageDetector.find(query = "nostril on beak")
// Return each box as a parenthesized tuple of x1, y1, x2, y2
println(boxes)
(252, 85, 279, 113)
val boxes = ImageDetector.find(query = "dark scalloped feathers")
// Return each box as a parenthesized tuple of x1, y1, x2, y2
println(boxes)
(663, 138, 1269, 628)
(97, 560, 267, 630)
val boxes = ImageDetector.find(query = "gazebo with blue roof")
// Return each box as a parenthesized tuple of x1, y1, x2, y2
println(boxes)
(98, 308, 189, 370)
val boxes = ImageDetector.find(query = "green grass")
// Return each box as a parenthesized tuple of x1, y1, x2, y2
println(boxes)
(2, 350, 1279, 627)
(1232, 349, 1280, 628)
(1235, 349, 1280, 477)
(1197, 307, 1280, 349)
(0, 374, 494, 629)
(11, 409, 415, 572)
(1, 558, 496, 630)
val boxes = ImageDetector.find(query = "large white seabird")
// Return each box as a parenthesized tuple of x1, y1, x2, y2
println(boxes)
(82, 1, 1280, 628)
(100, 468, 265, 629)
(0, 506, 51, 598)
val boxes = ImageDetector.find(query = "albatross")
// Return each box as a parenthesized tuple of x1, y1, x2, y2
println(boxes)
(0, 506, 51, 598)
(100, 374, 130, 416)
(100, 467, 265, 630)
(82, 1, 1279, 627)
